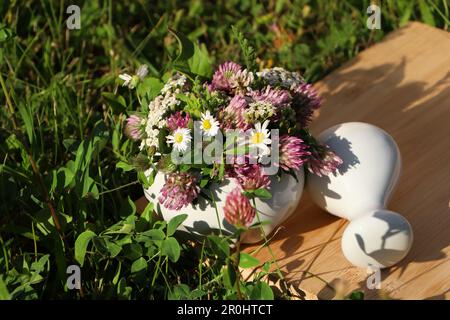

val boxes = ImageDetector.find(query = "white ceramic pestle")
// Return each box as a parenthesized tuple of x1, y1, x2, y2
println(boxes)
(307, 122, 413, 268)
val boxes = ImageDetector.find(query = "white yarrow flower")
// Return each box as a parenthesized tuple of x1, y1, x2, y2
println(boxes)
(200, 111, 220, 137)
(167, 128, 191, 152)
(257, 67, 303, 88)
(161, 73, 188, 95)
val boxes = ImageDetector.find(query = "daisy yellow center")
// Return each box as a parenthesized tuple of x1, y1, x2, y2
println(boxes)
(202, 119, 212, 130)
(252, 132, 264, 144)
(174, 133, 184, 143)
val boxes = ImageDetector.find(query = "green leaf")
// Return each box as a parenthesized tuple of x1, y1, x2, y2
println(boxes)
(0, 277, 10, 300)
(207, 235, 230, 259)
(418, 0, 436, 26)
(143, 229, 166, 240)
(167, 214, 188, 236)
(5, 134, 22, 150)
(262, 262, 271, 273)
(161, 237, 181, 262)
(137, 77, 164, 101)
(190, 289, 207, 299)
(102, 92, 127, 114)
(82, 175, 99, 199)
(157, 127, 171, 154)
(58, 167, 74, 188)
(140, 202, 154, 225)
(31, 254, 50, 274)
(17, 103, 34, 144)
(119, 196, 136, 218)
(74, 230, 96, 266)
(137, 170, 152, 188)
(249, 281, 274, 300)
(92, 237, 122, 258)
(112, 262, 122, 285)
(74, 140, 94, 173)
(1, 224, 39, 241)
(0, 25, 13, 43)
(399, 1, 414, 26)
(188, 43, 213, 77)
(131, 257, 147, 273)
(254, 188, 272, 200)
(347, 290, 365, 300)
(122, 243, 143, 260)
(222, 263, 236, 290)
(117, 278, 132, 299)
(105, 215, 135, 234)
(51, 231, 67, 284)
(105, 241, 122, 257)
(136, 229, 165, 245)
(168, 28, 195, 74)
(168, 284, 191, 300)
(239, 253, 260, 268)
(114, 235, 133, 247)
(116, 161, 134, 172)
(199, 178, 209, 188)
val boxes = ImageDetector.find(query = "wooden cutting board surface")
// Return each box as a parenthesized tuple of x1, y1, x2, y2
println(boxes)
(244, 22, 450, 300)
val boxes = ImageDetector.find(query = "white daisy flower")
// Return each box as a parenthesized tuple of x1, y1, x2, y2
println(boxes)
(200, 111, 220, 137)
(119, 64, 148, 89)
(248, 120, 271, 156)
(167, 128, 191, 152)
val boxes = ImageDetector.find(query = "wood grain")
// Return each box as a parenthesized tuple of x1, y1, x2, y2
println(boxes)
(244, 22, 450, 300)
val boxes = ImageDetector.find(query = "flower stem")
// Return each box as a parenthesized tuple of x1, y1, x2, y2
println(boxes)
(252, 198, 285, 281)
(210, 190, 223, 236)
(234, 235, 244, 300)
(97, 180, 139, 196)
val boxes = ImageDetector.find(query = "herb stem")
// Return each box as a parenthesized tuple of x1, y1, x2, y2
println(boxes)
(234, 235, 244, 300)
(252, 198, 285, 281)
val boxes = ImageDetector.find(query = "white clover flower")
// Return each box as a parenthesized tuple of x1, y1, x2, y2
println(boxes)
(119, 64, 149, 89)
(228, 69, 254, 93)
(167, 128, 191, 152)
(257, 67, 303, 89)
(233, 69, 254, 87)
(119, 74, 133, 87)
(199, 111, 220, 137)
(136, 65, 149, 79)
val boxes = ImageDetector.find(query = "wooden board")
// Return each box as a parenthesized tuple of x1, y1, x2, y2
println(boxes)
(135, 22, 450, 299)
(244, 22, 450, 300)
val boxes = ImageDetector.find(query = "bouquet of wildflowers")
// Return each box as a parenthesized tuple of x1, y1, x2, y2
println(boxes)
(120, 40, 341, 227)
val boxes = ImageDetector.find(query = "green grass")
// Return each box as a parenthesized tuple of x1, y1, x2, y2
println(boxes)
(0, 0, 448, 299)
